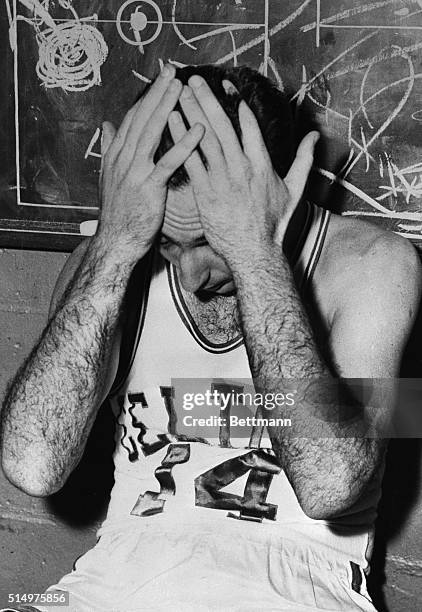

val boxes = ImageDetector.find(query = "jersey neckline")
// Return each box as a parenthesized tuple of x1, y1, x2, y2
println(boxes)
(167, 261, 244, 354)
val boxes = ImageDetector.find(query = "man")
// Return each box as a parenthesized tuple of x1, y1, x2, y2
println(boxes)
(1, 63, 420, 611)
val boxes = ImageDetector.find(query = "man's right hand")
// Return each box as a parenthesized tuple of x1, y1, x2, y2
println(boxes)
(98, 63, 204, 260)
(0, 66, 205, 497)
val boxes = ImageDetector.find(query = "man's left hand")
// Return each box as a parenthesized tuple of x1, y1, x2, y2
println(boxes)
(168, 74, 319, 268)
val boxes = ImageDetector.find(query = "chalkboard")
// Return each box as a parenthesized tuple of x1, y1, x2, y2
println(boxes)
(2, 0, 422, 251)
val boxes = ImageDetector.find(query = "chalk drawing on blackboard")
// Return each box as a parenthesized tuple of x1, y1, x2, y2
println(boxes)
(214, 0, 309, 69)
(14, 0, 108, 92)
(10, 0, 272, 228)
(304, 0, 422, 46)
(289, 0, 422, 239)
(116, 0, 162, 54)
(6, 0, 422, 246)
(84, 128, 102, 160)
(376, 156, 422, 206)
(132, 69, 152, 83)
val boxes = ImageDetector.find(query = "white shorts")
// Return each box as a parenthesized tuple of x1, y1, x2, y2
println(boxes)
(20, 520, 377, 612)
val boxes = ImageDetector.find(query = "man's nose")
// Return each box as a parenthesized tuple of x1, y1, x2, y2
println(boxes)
(178, 251, 209, 293)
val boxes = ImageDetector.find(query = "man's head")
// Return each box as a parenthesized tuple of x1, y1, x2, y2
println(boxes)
(154, 65, 296, 295)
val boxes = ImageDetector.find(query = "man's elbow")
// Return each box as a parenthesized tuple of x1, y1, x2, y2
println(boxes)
(296, 476, 369, 521)
(1, 452, 63, 497)
(298, 495, 350, 521)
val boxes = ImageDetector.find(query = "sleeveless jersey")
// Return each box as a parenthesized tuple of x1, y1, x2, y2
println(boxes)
(101, 202, 379, 571)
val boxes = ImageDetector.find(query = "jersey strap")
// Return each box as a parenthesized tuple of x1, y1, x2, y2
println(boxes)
(283, 197, 314, 270)
(294, 201, 331, 293)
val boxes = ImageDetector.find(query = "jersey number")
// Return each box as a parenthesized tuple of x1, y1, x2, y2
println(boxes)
(131, 443, 281, 522)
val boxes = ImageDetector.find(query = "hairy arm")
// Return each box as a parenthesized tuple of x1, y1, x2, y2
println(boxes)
(1, 238, 134, 496)
(0, 64, 205, 496)
(231, 234, 421, 519)
(170, 75, 421, 519)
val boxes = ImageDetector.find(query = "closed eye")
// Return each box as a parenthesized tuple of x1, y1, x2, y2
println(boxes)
(160, 234, 208, 249)
(159, 241, 182, 264)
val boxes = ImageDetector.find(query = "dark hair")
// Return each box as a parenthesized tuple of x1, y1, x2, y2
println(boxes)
(153, 65, 296, 189)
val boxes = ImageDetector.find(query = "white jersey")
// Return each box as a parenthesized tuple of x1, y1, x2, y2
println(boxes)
(38, 203, 379, 611)
(101, 202, 378, 565)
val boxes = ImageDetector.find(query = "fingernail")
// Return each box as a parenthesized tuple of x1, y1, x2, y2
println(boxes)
(161, 63, 171, 77)
(222, 79, 239, 95)
(169, 110, 182, 123)
(181, 85, 192, 99)
(169, 78, 182, 92)
(189, 75, 203, 89)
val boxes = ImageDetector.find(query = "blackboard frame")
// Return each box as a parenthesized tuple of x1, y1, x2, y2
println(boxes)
(3, 0, 422, 253)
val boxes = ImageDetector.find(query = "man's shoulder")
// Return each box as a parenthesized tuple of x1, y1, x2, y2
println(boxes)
(326, 213, 419, 278)
(314, 212, 421, 325)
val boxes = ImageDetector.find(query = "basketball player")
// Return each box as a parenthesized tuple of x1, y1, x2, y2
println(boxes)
(1, 64, 421, 611)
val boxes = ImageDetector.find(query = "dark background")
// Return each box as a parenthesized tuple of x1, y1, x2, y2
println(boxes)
(2, 0, 422, 250)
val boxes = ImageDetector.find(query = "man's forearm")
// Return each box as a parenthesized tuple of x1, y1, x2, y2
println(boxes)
(230, 242, 386, 519)
(0, 64, 203, 497)
(0, 237, 139, 496)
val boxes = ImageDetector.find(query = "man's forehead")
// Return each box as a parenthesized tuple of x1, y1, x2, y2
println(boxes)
(162, 186, 204, 244)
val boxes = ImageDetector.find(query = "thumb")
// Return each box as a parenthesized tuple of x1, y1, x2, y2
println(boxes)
(101, 121, 116, 157)
(100, 121, 116, 178)
(284, 131, 319, 205)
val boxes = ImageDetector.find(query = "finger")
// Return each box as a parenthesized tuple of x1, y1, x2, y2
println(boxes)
(133, 78, 183, 159)
(168, 110, 209, 189)
(111, 63, 176, 155)
(179, 85, 226, 175)
(100, 121, 116, 176)
(284, 131, 319, 205)
(188, 74, 244, 164)
(101, 121, 116, 156)
(238, 100, 271, 168)
(222, 79, 239, 96)
(150, 122, 205, 185)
